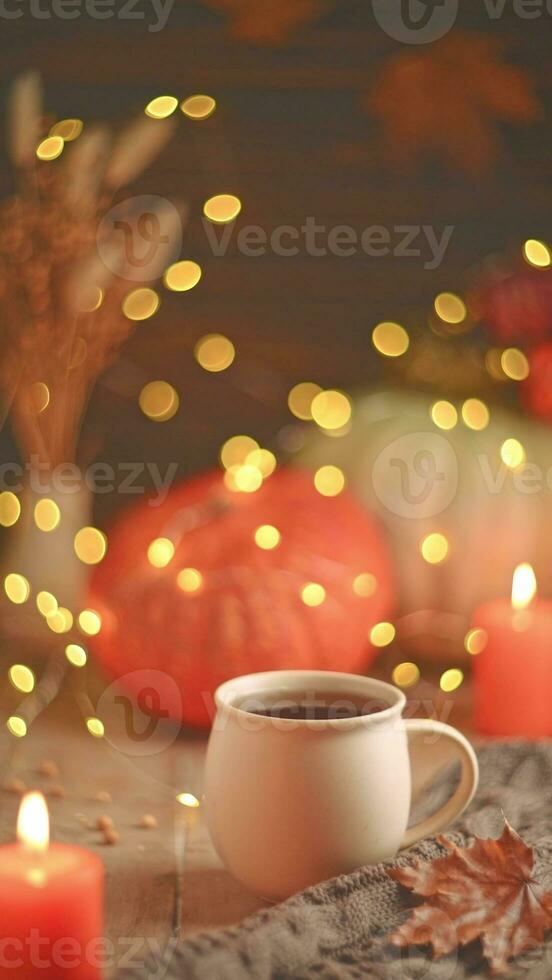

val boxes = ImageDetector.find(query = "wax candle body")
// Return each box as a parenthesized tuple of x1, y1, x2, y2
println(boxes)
(0, 843, 104, 979)
(472, 598, 552, 736)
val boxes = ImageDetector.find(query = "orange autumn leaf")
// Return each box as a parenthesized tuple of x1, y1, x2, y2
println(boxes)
(368, 34, 541, 177)
(204, 0, 329, 43)
(389, 821, 552, 975)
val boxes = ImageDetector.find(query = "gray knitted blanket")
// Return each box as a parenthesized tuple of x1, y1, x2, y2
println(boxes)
(124, 742, 552, 980)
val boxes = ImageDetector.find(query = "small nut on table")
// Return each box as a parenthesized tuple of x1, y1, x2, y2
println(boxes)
(96, 815, 114, 832)
(3, 778, 26, 795)
(47, 784, 66, 799)
(95, 791, 112, 804)
(39, 760, 60, 778)
(103, 828, 120, 846)
(138, 814, 158, 830)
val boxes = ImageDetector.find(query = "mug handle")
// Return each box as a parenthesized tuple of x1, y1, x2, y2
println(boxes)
(401, 719, 479, 849)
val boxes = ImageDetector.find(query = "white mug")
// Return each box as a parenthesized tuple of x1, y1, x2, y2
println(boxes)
(205, 670, 479, 900)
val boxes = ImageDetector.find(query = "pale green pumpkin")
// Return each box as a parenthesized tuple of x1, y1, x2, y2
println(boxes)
(297, 389, 552, 662)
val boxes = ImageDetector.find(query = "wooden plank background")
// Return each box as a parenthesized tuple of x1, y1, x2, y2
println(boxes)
(0, 3, 551, 520)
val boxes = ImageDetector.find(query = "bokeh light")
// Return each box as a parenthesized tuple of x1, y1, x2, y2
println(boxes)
(220, 435, 259, 470)
(30, 382, 50, 414)
(78, 610, 102, 636)
(123, 288, 160, 321)
(287, 382, 322, 420)
(34, 499, 61, 532)
(145, 95, 178, 119)
(485, 348, 507, 381)
(78, 286, 104, 314)
(163, 260, 202, 292)
(147, 538, 175, 568)
(392, 662, 420, 689)
(7, 716, 27, 738)
(254, 525, 281, 550)
(176, 568, 203, 593)
(245, 449, 276, 477)
(181, 95, 216, 120)
(9, 664, 35, 694)
(203, 194, 241, 223)
(301, 583, 326, 607)
(74, 527, 107, 565)
(440, 668, 464, 693)
(65, 643, 88, 667)
(461, 398, 490, 431)
(139, 381, 179, 422)
(4, 574, 30, 604)
(420, 532, 449, 564)
(86, 718, 105, 738)
(372, 322, 409, 357)
(231, 465, 263, 493)
(314, 465, 346, 496)
(46, 607, 73, 634)
(0, 492, 21, 527)
(370, 622, 396, 647)
(50, 118, 83, 141)
(464, 627, 488, 655)
(523, 239, 551, 269)
(311, 390, 352, 430)
(431, 400, 457, 430)
(36, 136, 64, 161)
(501, 348, 530, 381)
(36, 591, 58, 617)
(434, 293, 467, 324)
(500, 438, 526, 470)
(176, 791, 200, 807)
(194, 334, 235, 372)
(352, 573, 377, 597)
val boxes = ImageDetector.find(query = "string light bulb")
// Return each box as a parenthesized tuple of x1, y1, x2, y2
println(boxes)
(440, 668, 464, 693)
(9, 665, 35, 694)
(203, 194, 241, 224)
(145, 95, 178, 119)
(311, 390, 351, 430)
(181, 95, 216, 120)
(0, 492, 21, 527)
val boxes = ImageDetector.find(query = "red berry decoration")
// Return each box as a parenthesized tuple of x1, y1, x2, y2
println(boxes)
(473, 267, 552, 345)
(522, 343, 552, 421)
(89, 468, 395, 728)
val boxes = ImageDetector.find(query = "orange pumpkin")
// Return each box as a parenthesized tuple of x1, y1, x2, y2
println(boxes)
(89, 468, 394, 727)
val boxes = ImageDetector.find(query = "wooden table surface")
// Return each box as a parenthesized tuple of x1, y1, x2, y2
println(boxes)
(0, 657, 474, 977)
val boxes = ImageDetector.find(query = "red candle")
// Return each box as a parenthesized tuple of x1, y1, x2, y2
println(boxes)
(0, 792, 104, 979)
(472, 564, 552, 737)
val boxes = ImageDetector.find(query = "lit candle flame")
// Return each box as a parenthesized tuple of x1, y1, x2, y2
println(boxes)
(511, 563, 537, 611)
(17, 792, 49, 852)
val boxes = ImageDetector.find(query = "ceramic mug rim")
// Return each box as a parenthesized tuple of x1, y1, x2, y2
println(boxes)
(214, 669, 406, 729)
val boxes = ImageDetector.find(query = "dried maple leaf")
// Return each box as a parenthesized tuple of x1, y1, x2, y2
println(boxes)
(204, 0, 329, 43)
(368, 34, 541, 177)
(389, 822, 552, 975)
